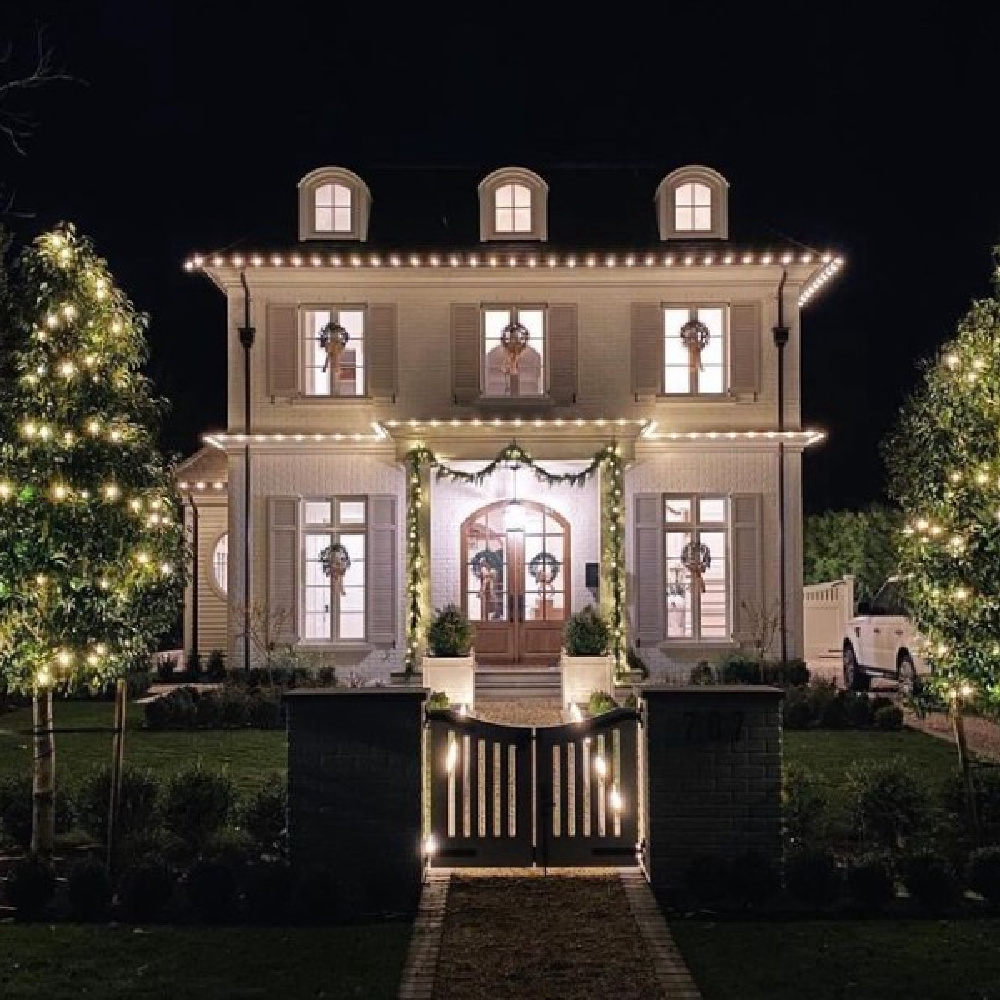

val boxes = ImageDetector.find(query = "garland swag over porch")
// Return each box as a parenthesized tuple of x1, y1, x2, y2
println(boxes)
(404, 442, 626, 675)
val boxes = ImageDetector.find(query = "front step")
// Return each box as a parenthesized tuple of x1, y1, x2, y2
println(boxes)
(475, 666, 560, 702)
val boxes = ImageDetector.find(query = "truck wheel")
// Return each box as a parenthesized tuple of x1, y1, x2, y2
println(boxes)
(897, 655, 918, 697)
(843, 643, 870, 692)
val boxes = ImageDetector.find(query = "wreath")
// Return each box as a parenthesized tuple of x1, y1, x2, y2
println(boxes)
(318, 321, 350, 373)
(679, 318, 711, 374)
(528, 551, 561, 587)
(470, 548, 503, 606)
(318, 542, 351, 595)
(680, 541, 711, 593)
(500, 321, 531, 374)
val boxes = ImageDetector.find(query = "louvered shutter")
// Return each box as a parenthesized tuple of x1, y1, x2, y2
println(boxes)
(548, 304, 578, 405)
(729, 301, 762, 396)
(367, 303, 398, 400)
(267, 496, 299, 645)
(451, 303, 481, 404)
(266, 304, 299, 398)
(367, 494, 397, 644)
(731, 493, 763, 643)
(631, 303, 663, 399)
(634, 494, 665, 647)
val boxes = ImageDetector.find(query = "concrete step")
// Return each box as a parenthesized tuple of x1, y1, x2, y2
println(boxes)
(475, 667, 561, 702)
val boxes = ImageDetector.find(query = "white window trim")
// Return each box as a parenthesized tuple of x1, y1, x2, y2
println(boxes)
(481, 303, 549, 400)
(663, 494, 731, 643)
(655, 165, 729, 240)
(478, 166, 549, 242)
(300, 304, 368, 399)
(662, 303, 729, 397)
(297, 166, 371, 242)
(209, 532, 228, 599)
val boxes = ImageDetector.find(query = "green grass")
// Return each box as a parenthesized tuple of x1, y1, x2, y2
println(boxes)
(0, 701, 285, 794)
(671, 919, 1000, 1000)
(0, 924, 411, 999)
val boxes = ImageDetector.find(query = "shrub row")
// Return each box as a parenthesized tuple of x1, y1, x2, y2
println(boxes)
(155, 654, 340, 690)
(0, 670, 153, 707)
(783, 680, 904, 730)
(144, 685, 285, 730)
(690, 655, 810, 688)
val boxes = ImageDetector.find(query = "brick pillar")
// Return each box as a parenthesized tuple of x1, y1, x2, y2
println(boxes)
(641, 685, 784, 891)
(284, 689, 428, 916)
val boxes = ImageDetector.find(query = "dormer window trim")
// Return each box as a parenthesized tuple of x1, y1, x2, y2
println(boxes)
(656, 165, 729, 241)
(478, 166, 548, 242)
(298, 166, 372, 242)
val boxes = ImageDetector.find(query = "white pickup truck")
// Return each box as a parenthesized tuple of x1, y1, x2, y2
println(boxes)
(842, 578, 928, 693)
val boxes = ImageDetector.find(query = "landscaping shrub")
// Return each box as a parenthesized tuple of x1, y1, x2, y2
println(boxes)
(844, 758, 931, 849)
(244, 861, 293, 924)
(967, 846, 1000, 906)
(205, 649, 227, 681)
(682, 854, 729, 908)
(144, 684, 283, 730)
(874, 704, 904, 730)
(68, 858, 113, 922)
(564, 605, 610, 656)
(713, 654, 810, 687)
(144, 685, 197, 729)
(728, 851, 778, 908)
(186, 857, 239, 922)
(588, 690, 618, 715)
(316, 665, 337, 686)
(782, 686, 813, 729)
(155, 654, 179, 682)
(842, 691, 874, 729)
(0, 774, 75, 848)
(845, 853, 896, 912)
(185, 650, 203, 680)
(785, 848, 840, 908)
(6, 856, 56, 922)
(203, 826, 257, 866)
(247, 689, 284, 729)
(819, 692, 848, 729)
(162, 765, 235, 851)
(426, 603, 473, 656)
(783, 764, 828, 848)
(900, 849, 959, 911)
(194, 689, 224, 728)
(293, 865, 341, 923)
(689, 661, 714, 685)
(119, 856, 174, 922)
(74, 764, 160, 846)
(240, 785, 287, 856)
(427, 690, 450, 710)
(626, 645, 649, 680)
(219, 685, 250, 727)
(941, 766, 1000, 844)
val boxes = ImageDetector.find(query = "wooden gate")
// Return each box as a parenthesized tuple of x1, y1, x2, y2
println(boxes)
(425, 707, 641, 867)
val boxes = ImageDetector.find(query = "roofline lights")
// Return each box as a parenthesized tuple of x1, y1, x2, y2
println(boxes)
(202, 422, 389, 449)
(640, 423, 826, 446)
(380, 417, 650, 431)
(178, 480, 227, 491)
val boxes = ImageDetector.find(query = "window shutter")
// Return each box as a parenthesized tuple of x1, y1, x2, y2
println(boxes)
(548, 304, 578, 405)
(367, 303, 397, 400)
(266, 304, 299, 398)
(631, 303, 663, 399)
(451, 304, 481, 404)
(367, 494, 397, 645)
(731, 493, 763, 643)
(634, 494, 665, 647)
(267, 496, 299, 646)
(729, 301, 762, 396)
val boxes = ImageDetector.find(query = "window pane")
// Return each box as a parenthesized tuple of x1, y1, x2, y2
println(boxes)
(496, 183, 514, 209)
(315, 183, 334, 207)
(212, 534, 228, 593)
(339, 613, 365, 639)
(698, 530, 728, 638)
(305, 501, 332, 525)
(513, 207, 531, 232)
(675, 205, 693, 230)
(339, 500, 365, 525)
(676, 182, 694, 207)
(333, 205, 351, 231)
(304, 532, 332, 640)
(664, 308, 689, 337)
(665, 499, 691, 523)
(512, 183, 531, 208)
(664, 366, 689, 393)
(333, 183, 351, 208)
(666, 530, 693, 638)
(304, 310, 331, 396)
(315, 206, 333, 231)
(693, 206, 711, 230)
(332, 309, 365, 398)
(699, 497, 726, 523)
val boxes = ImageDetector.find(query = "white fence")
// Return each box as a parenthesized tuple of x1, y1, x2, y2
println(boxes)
(803, 575, 855, 659)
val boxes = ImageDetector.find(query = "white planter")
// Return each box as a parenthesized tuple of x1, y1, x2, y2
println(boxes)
(421, 654, 476, 710)
(560, 651, 614, 709)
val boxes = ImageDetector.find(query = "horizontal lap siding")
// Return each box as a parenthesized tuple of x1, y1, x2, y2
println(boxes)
(196, 503, 229, 655)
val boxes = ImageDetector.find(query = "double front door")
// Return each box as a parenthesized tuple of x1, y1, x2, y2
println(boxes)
(462, 500, 569, 666)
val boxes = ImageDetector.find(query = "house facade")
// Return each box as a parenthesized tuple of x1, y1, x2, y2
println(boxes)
(179, 164, 842, 680)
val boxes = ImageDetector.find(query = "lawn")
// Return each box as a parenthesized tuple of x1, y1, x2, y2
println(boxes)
(0, 923, 411, 1000)
(0, 701, 285, 794)
(671, 919, 1000, 1000)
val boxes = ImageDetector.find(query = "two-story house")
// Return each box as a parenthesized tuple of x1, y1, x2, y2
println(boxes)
(178, 164, 842, 681)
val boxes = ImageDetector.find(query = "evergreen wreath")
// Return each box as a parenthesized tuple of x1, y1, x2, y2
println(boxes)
(470, 548, 503, 579)
(680, 541, 711, 593)
(318, 542, 352, 594)
(318, 321, 350, 372)
(528, 550, 561, 586)
(680, 318, 711, 372)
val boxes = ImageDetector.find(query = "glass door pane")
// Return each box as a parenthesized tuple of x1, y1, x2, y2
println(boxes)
(466, 510, 508, 622)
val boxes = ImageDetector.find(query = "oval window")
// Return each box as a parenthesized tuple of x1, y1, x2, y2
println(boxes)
(212, 534, 228, 594)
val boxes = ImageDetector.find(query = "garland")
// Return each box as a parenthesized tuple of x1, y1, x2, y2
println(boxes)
(404, 441, 626, 676)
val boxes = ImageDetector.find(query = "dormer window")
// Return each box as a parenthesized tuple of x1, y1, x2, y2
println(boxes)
(298, 167, 371, 241)
(479, 167, 548, 241)
(656, 165, 729, 240)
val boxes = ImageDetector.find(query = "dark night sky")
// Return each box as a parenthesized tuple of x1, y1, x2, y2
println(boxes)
(4, 2, 1000, 514)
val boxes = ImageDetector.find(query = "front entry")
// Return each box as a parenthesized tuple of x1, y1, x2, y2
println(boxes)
(462, 500, 569, 666)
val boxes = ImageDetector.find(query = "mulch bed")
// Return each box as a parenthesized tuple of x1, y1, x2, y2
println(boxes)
(433, 872, 661, 1000)
(905, 710, 1000, 762)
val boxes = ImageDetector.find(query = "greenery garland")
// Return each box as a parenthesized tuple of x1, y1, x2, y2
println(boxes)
(404, 441, 626, 675)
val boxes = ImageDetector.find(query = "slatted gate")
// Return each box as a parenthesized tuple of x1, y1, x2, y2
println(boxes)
(425, 707, 641, 867)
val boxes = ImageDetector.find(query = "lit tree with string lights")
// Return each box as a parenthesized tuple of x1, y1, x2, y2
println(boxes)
(886, 280, 1000, 842)
(0, 226, 186, 855)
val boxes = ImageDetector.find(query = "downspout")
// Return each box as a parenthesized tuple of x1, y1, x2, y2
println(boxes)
(187, 495, 200, 659)
(773, 270, 790, 664)
(238, 272, 256, 672)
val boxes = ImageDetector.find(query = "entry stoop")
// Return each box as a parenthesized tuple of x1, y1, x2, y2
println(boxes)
(475, 665, 560, 701)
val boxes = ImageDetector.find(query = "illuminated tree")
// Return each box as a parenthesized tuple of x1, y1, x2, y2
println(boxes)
(0, 226, 186, 855)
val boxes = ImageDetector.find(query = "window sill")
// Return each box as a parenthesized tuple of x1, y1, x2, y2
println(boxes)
(655, 392, 736, 401)
(296, 641, 373, 652)
(290, 394, 374, 404)
(654, 639, 739, 657)
(476, 395, 555, 407)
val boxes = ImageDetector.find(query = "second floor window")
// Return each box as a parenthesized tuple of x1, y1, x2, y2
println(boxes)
(674, 181, 712, 232)
(495, 183, 532, 234)
(314, 182, 352, 233)
(664, 306, 725, 395)
(303, 307, 365, 397)
(483, 307, 545, 398)
(303, 498, 367, 641)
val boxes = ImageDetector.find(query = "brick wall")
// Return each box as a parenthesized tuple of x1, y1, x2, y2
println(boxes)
(641, 685, 783, 891)
(284, 688, 427, 917)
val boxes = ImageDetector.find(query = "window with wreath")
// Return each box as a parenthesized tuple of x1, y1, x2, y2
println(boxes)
(302, 307, 365, 396)
(664, 306, 725, 395)
(302, 498, 367, 640)
(483, 306, 544, 398)
(211, 534, 228, 594)
(314, 182, 352, 233)
(665, 496, 729, 640)
(674, 181, 712, 232)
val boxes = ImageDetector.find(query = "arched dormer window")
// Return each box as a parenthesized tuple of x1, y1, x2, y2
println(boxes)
(479, 167, 548, 241)
(298, 167, 371, 241)
(655, 165, 729, 240)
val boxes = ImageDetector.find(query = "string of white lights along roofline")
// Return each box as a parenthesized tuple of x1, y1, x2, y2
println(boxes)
(183, 251, 845, 306)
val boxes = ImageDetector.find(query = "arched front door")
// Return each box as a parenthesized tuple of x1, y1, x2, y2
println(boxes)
(462, 500, 570, 666)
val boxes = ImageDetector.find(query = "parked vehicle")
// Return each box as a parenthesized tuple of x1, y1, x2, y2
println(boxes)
(842, 578, 928, 693)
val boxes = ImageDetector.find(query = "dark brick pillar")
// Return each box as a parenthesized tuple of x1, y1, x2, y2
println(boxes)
(284, 688, 427, 917)
(641, 685, 784, 891)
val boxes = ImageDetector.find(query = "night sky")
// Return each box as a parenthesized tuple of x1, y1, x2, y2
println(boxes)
(4, 2, 1000, 514)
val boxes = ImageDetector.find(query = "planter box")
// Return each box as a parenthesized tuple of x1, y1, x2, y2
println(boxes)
(421, 654, 475, 709)
(560, 652, 614, 709)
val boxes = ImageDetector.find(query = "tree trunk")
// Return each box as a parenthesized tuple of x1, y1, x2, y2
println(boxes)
(951, 700, 982, 847)
(31, 688, 55, 857)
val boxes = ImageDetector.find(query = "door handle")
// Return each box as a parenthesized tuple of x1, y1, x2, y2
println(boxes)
(508, 592, 515, 622)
